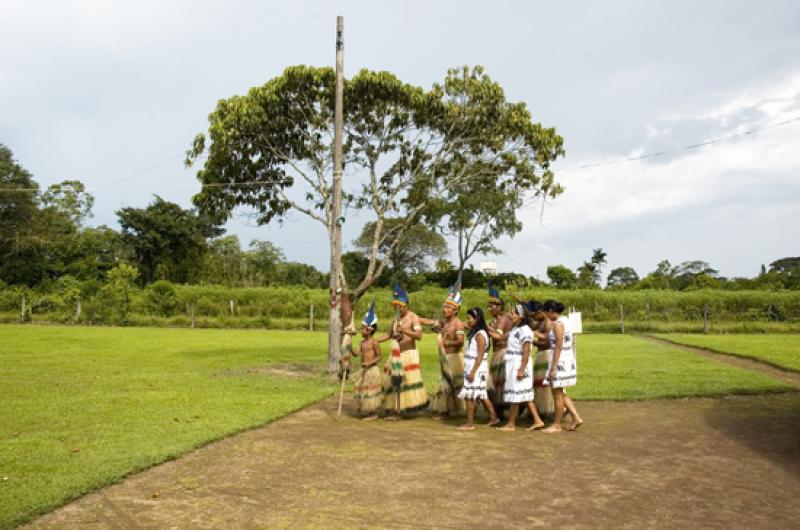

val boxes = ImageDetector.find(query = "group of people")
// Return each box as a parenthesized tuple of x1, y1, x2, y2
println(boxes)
(344, 281, 583, 433)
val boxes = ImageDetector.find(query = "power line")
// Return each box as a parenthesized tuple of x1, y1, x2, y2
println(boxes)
(2, 115, 799, 193)
(554, 115, 800, 172)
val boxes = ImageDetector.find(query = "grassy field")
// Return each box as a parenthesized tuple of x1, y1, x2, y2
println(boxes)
(413, 333, 789, 401)
(0, 326, 792, 528)
(0, 325, 338, 529)
(654, 334, 800, 372)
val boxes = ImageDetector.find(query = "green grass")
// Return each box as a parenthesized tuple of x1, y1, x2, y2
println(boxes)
(653, 334, 800, 372)
(411, 333, 789, 400)
(0, 327, 792, 528)
(0, 325, 337, 529)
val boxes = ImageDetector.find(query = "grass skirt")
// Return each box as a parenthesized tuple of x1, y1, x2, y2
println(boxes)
(533, 348, 554, 416)
(381, 346, 429, 413)
(488, 348, 506, 408)
(353, 364, 382, 414)
(429, 335, 465, 414)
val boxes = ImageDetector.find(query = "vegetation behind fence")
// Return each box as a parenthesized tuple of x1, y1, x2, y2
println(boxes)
(2, 283, 799, 332)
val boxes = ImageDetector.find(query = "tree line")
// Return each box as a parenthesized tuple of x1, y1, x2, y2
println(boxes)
(2, 142, 798, 301)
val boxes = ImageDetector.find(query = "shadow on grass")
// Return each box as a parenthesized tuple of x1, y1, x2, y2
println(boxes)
(704, 393, 800, 477)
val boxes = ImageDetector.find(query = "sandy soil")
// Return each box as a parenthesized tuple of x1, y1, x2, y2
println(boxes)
(26, 389, 800, 529)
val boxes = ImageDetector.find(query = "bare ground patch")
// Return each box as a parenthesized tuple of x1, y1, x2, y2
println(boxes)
(221, 363, 320, 379)
(26, 391, 800, 529)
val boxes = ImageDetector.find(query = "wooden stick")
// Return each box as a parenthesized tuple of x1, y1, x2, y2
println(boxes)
(337, 365, 348, 416)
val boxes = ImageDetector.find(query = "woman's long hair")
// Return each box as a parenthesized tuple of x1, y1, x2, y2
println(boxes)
(466, 306, 488, 346)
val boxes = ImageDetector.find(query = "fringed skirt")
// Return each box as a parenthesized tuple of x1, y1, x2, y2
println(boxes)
(503, 351, 534, 403)
(458, 354, 489, 401)
(546, 348, 577, 389)
(489, 348, 506, 406)
(353, 364, 382, 414)
(533, 348, 554, 416)
(381, 347, 429, 413)
(430, 349, 465, 415)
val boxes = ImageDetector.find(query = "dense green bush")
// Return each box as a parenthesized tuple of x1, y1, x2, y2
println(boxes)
(1, 283, 799, 330)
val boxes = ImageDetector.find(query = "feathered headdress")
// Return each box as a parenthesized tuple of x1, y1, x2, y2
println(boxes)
(392, 278, 409, 306)
(488, 280, 502, 304)
(443, 280, 463, 309)
(362, 298, 378, 327)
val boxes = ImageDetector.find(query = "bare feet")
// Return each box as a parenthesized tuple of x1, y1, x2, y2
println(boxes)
(456, 424, 475, 431)
(568, 418, 584, 431)
(528, 422, 545, 431)
(361, 414, 378, 421)
(541, 425, 563, 434)
(486, 417, 501, 427)
(384, 415, 401, 421)
(495, 424, 516, 432)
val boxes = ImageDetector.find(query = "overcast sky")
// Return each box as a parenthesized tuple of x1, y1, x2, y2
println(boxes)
(2, 0, 799, 282)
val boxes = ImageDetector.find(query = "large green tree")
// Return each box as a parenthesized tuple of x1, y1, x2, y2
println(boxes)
(117, 196, 223, 284)
(186, 65, 563, 370)
(0, 145, 41, 284)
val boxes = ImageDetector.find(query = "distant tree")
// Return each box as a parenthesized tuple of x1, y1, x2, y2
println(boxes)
(606, 266, 639, 288)
(274, 261, 327, 288)
(434, 258, 455, 273)
(576, 262, 598, 288)
(760, 264, 767, 276)
(66, 226, 124, 280)
(202, 235, 244, 286)
(766, 256, 800, 289)
(547, 264, 578, 289)
(674, 260, 719, 290)
(354, 219, 448, 276)
(40, 180, 94, 227)
(591, 248, 607, 272)
(117, 196, 223, 284)
(769, 257, 800, 274)
(0, 145, 42, 284)
(246, 240, 285, 286)
(638, 259, 677, 289)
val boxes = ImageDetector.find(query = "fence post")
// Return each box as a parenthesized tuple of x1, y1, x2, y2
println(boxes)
(619, 304, 625, 334)
(703, 304, 709, 334)
(229, 299, 235, 316)
(75, 299, 81, 323)
(20, 295, 26, 323)
(191, 304, 196, 329)
(309, 304, 314, 331)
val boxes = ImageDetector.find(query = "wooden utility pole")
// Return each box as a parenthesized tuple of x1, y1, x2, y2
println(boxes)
(327, 15, 345, 374)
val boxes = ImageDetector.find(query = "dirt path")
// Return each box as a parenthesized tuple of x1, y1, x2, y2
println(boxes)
(26, 390, 800, 529)
(643, 335, 800, 388)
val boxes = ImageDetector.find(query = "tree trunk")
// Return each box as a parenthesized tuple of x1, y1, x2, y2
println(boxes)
(327, 15, 345, 374)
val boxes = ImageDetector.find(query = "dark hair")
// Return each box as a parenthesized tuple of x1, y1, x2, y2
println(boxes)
(527, 299, 544, 313)
(543, 299, 565, 314)
(466, 306, 488, 345)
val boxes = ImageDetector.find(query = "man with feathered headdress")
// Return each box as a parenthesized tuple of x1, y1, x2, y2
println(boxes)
(486, 281, 512, 419)
(422, 283, 466, 418)
(350, 299, 383, 420)
(376, 280, 429, 418)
